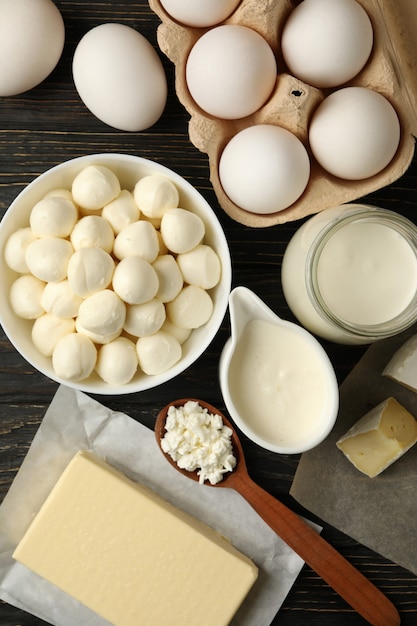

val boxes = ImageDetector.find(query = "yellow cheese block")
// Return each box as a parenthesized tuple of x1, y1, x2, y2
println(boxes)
(336, 397, 417, 477)
(383, 334, 417, 392)
(13, 450, 258, 626)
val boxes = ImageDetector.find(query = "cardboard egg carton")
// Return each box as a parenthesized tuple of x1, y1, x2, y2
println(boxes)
(149, 0, 417, 227)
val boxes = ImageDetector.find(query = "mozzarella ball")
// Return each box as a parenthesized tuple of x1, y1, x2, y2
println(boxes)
(72, 165, 121, 211)
(10, 275, 45, 319)
(52, 332, 97, 382)
(160, 208, 205, 254)
(281, 0, 373, 88)
(124, 299, 166, 337)
(25, 237, 73, 282)
(95, 337, 138, 385)
(161, 318, 192, 345)
(70, 215, 114, 252)
(76, 289, 126, 344)
(186, 25, 277, 119)
(67, 247, 115, 298)
(133, 175, 179, 219)
(4, 227, 37, 274)
(177, 245, 221, 289)
(112, 256, 159, 305)
(32, 314, 75, 357)
(101, 190, 140, 234)
(42, 188, 74, 202)
(309, 87, 401, 180)
(29, 196, 78, 238)
(219, 124, 310, 214)
(72, 23, 167, 132)
(41, 279, 83, 318)
(159, 0, 241, 27)
(0, 0, 65, 97)
(152, 254, 183, 302)
(113, 220, 159, 262)
(166, 285, 214, 329)
(136, 331, 182, 375)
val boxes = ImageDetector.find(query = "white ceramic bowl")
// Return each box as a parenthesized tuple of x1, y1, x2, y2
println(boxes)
(0, 154, 232, 394)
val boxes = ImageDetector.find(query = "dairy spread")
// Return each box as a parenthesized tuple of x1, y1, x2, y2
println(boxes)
(336, 397, 417, 477)
(13, 450, 257, 626)
(161, 400, 236, 484)
(382, 334, 417, 392)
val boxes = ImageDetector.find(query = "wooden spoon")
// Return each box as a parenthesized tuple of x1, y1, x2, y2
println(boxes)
(155, 398, 400, 626)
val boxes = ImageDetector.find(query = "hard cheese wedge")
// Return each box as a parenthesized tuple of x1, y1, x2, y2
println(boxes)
(383, 334, 417, 392)
(13, 450, 258, 626)
(336, 397, 417, 477)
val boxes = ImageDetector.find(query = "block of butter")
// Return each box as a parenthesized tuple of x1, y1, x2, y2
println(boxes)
(383, 334, 417, 392)
(336, 397, 417, 477)
(12, 450, 258, 626)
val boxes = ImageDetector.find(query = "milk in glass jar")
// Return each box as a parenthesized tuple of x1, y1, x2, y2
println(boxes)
(281, 205, 417, 344)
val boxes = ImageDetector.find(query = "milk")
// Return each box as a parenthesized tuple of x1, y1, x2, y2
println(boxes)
(282, 205, 417, 344)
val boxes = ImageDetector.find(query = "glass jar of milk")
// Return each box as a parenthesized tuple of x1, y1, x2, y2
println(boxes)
(281, 204, 417, 344)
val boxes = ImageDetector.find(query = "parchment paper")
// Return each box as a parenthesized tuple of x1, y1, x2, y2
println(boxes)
(291, 322, 417, 575)
(0, 386, 310, 626)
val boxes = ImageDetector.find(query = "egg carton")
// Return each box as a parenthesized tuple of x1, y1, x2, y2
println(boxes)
(149, 0, 417, 227)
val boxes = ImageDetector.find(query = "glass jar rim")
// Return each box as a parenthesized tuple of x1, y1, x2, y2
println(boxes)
(305, 205, 417, 340)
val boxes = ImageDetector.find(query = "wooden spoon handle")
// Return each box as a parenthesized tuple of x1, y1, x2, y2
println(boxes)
(235, 472, 400, 626)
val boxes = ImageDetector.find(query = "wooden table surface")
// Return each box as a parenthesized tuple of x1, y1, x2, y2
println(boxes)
(1, 1, 416, 624)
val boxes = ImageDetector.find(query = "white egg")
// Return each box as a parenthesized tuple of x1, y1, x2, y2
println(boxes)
(186, 25, 277, 120)
(0, 0, 65, 97)
(309, 87, 401, 180)
(72, 23, 167, 131)
(281, 0, 373, 88)
(219, 125, 310, 214)
(159, 0, 241, 27)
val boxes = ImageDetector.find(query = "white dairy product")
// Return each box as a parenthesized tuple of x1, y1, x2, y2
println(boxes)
(336, 397, 417, 477)
(76, 289, 126, 344)
(161, 318, 191, 344)
(71, 165, 121, 211)
(41, 279, 83, 318)
(70, 215, 114, 252)
(31, 314, 75, 357)
(382, 334, 417, 392)
(152, 254, 183, 302)
(43, 188, 74, 202)
(52, 332, 97, 381)
(10, 275, 45, 319)
(29, 196, 78, 238)
(113, 220, 159, 262)
(95, 337, 138, 385)
(133, 174, 179, 218)
(227, 318, 332, 450)
(166, 285, 213, 329)
(13, 451, 257, 626)
(281, 205, 417, 344)
(123, 299, 166, 337)
(101, 190, 140, 234)
(112, 256, 159, 305)
(25, 237, 73, 283)
(161, 400, 236, 484)
(177, 244, 221, 289)
(160, 208, 205, 253)
(67, 247, 115, 298)
(136, 330, 181, 375)
(4, 227, 37, 274)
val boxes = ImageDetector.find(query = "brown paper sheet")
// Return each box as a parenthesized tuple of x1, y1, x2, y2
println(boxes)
(290, 323, 417, 575)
